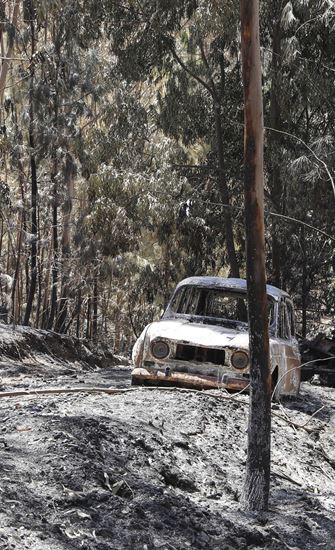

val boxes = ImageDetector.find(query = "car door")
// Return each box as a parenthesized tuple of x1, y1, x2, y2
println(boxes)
(279, 299, 301, 394)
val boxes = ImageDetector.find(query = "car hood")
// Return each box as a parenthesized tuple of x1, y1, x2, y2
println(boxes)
(146, 318, 249, 350)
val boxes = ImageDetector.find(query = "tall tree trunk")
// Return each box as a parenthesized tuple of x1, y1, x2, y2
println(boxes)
(11, 135, 27, 324)
(170, 41, 240, 278)
(47, 78, 61, 330)
(35, 206, 44, 327)
(214, 42, 240, 278)
(41, 237, 53, 328)
(301, 226, 307, 337)
(47, 200, 58, 328)
(269, 15, 282, 287)
(215, 105, 240, 278)
(0, 0, 20, 105)
(240, 0, 271, 512)
(0, 218, 3, 261)
(11, 210, 23, 323)
(0, 2, 5, 45)
(76, 287, 82, 338)
(55, 153, 76, 333)
(86, 296, 91, 340)
(24, 3, 38, 326)
(92, 273, 98, 344)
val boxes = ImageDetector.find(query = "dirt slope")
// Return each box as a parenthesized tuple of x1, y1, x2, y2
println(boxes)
(0, 326, 335, 549)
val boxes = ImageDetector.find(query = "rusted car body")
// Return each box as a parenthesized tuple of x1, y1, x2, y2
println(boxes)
(131, 277, 301, 397)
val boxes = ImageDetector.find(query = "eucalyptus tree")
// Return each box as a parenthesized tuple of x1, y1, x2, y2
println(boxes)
(0, 0, 333, 342)
(102, 0, 245, 278)
(4, 0, 111, 329)
(241, 0, 271, 512)
(262, 0, 335, 330)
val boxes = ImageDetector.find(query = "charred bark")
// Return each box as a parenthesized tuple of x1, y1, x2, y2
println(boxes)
(240, 0, 271, 511)
(215, 104, 240, 278)
(301, 226, 307, 338)
(11, 210, 23, 323)
(92, 274, 98, 344)
(24, 4, 38, 326)
(76, 288, 82, 339)
(55, 153, 76, 333)
(269, 14, 283, 287)
(47, 200, 59, 329)
(86, 296, 92, 340)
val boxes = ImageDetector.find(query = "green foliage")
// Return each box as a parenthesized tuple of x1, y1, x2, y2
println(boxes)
(0, 0, 333, 343)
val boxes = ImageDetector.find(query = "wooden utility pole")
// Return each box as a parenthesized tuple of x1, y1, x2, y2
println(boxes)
(240, 0, 272, 511)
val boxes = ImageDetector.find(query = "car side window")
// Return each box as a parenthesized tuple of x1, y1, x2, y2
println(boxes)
(286, 300, 295, 337)
(279, 302, 291, 340)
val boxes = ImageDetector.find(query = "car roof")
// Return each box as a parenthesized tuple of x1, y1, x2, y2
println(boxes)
(175, 277, 290, 301)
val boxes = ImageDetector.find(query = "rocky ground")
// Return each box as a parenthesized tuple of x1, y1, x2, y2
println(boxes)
(0, 325, 335, 549)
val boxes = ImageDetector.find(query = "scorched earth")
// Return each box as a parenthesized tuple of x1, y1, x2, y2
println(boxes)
(0, 325, 335, 550)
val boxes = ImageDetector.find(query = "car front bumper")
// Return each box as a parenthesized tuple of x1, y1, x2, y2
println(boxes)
(131, 367, 250, 392)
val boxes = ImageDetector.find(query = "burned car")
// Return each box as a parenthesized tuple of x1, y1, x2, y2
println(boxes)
(131, 277, 301, 398)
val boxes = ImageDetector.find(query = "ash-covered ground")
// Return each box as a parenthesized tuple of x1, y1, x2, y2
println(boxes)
(0, 325, 335, 549)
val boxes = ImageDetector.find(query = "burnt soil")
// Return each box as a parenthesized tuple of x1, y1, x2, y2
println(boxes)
(0, 326, 335, 549)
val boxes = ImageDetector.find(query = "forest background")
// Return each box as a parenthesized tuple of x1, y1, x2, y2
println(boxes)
(0, 0, 334, 352)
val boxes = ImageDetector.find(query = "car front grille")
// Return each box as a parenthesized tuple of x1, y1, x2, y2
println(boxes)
(175, 344, 225, 365)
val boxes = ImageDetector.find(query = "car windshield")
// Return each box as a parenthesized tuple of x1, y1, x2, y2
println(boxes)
(169, 286, 275, 326)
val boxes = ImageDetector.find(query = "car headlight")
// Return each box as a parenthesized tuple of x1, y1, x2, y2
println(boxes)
(231, 350, 249, 369)
(151, 340, 170, 360)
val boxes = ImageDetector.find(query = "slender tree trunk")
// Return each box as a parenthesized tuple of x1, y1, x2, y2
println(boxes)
(213, 41, 240, 277)
(17, 268, 22, 322)
(47, 82, 61, 330)
(0, 0, 20, 105)
(269, 15, 282, 287)
(114, 317, 121, 353)
(215, 105, 240, 278)
(11, 211, 23, 323)
(92, 274, 98, 344)
(48, 200, 58, 328)
(301, 226, 307, 337)
(86, 296, 92, 340)
(6, 229, 10, 273)
(76, 288, 82, 339)
(0, 218, 3, 260)
(36, 206, 44, 327)
(55, 153, 75, 333)
(163, 240, 171, 307)
(41, 237, 53, 328)
(240, 0, 271, 512)
(47, 99, 60, 330)
(12, 143, 26, 324)
(19, 266, 24, 321)
(64, 287, 82, 335)
(12, 97, 30, 315)
(170, 41, 240, 278)
(0, 2, 5, 46)
(24, 4, 38, 326)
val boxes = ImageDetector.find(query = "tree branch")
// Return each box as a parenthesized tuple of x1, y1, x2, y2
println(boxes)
(198, 38, 218, 103)
(264, 125, 335, 201)
(164, 37, 215, 99)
